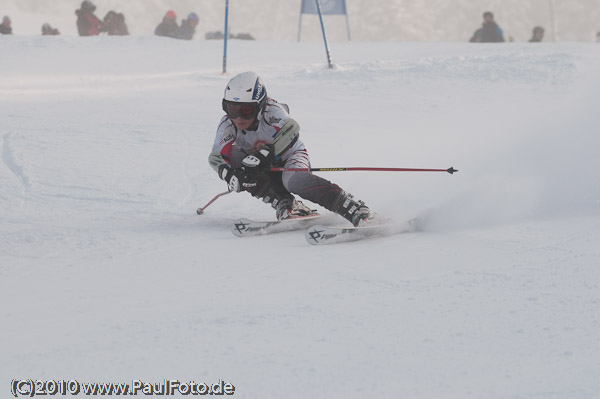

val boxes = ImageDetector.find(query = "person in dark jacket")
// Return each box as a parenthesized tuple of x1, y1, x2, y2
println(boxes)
(103, 11, 129, 35)
(480, 11, 504, 42)
(529, 26, 545, 42)
(155, 10, 179, 38)
(469, 27, 483, 42)
(177, 12, 199, 40)
(42, 23, 60, 35)
(0, 16, 12, 34)
(75, 0, 105, 36)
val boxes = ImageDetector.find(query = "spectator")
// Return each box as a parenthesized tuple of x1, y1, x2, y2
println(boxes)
(469, 28, 482, 42)
(471, 11, 505, 43)
(529, 26, 545, 42)
(75, 0, 105, 36)
(177, 12, 199, 40)
(103, 11, 129, 35)
(42, 23, 60, 35)
(155, 10, 179, 38)
(0, 15, 12, 34)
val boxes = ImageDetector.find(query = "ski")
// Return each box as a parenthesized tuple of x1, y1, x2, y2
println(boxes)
(232, 214, 321, 237)
(305, 219, 420, 245)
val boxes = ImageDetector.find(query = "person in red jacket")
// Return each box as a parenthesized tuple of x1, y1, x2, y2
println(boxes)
(75, 0, 105, 36)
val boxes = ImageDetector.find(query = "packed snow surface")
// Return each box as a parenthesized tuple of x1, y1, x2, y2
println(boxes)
(2, 36, 600, 398)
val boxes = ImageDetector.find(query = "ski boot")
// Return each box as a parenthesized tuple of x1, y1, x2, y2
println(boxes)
(335, 193, 375, 227)
(275, 197, 316, 221)
(246, 172, 316, 220)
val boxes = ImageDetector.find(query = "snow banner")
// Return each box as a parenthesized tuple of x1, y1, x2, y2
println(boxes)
(300, 0, 347, 15)
(298, 0, 350, 42)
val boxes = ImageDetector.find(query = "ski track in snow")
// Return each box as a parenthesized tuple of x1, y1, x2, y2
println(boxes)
(177, 133, 196, 209)
(1, 36, 600, 399)
(0, 132, 31, 207)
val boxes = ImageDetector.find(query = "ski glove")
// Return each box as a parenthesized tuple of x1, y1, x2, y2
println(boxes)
(219, 165, 257, 193)
(241, 145, 274, 170)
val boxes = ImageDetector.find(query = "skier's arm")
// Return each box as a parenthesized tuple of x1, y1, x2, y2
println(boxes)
(271, 118, 300, 157)
(208, 117, 236, 173)
(260, 99, 299, 158)
(208, 150, 228, 173)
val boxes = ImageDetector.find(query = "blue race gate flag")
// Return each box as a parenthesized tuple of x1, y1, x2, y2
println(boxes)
(301, 0, 347, 15)
(298, 0, 350, 41)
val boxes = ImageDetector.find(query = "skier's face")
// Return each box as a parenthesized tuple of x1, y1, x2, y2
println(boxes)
(223, 101, 258, 130)
(231, 116, 255, 131)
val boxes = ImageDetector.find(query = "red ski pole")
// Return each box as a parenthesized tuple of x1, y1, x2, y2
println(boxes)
(196, 191, 231, 215)
(270, 166, 458, 174)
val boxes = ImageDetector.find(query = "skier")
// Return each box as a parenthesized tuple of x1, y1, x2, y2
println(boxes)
(208, 71, 376, 227)
(155, 10, 179, 39)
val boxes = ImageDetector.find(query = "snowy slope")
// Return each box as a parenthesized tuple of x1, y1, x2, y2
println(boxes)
(2, 0, 600, 41)
(2, 36, 600, 398)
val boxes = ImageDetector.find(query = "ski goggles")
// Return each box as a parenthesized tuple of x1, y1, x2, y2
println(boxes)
(222, 100, 258, 120)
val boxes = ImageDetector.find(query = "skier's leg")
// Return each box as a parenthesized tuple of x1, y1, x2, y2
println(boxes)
(247, 172, 314, 220)
(281, 150, 374, 226)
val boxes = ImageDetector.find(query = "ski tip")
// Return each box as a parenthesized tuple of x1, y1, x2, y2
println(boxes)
(231, 219, 251, 237)
(305, 225, 328, 245)
(447, 167, 458, 174)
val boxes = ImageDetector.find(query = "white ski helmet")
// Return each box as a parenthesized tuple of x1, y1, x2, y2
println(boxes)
(222, 71, 267, 120)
